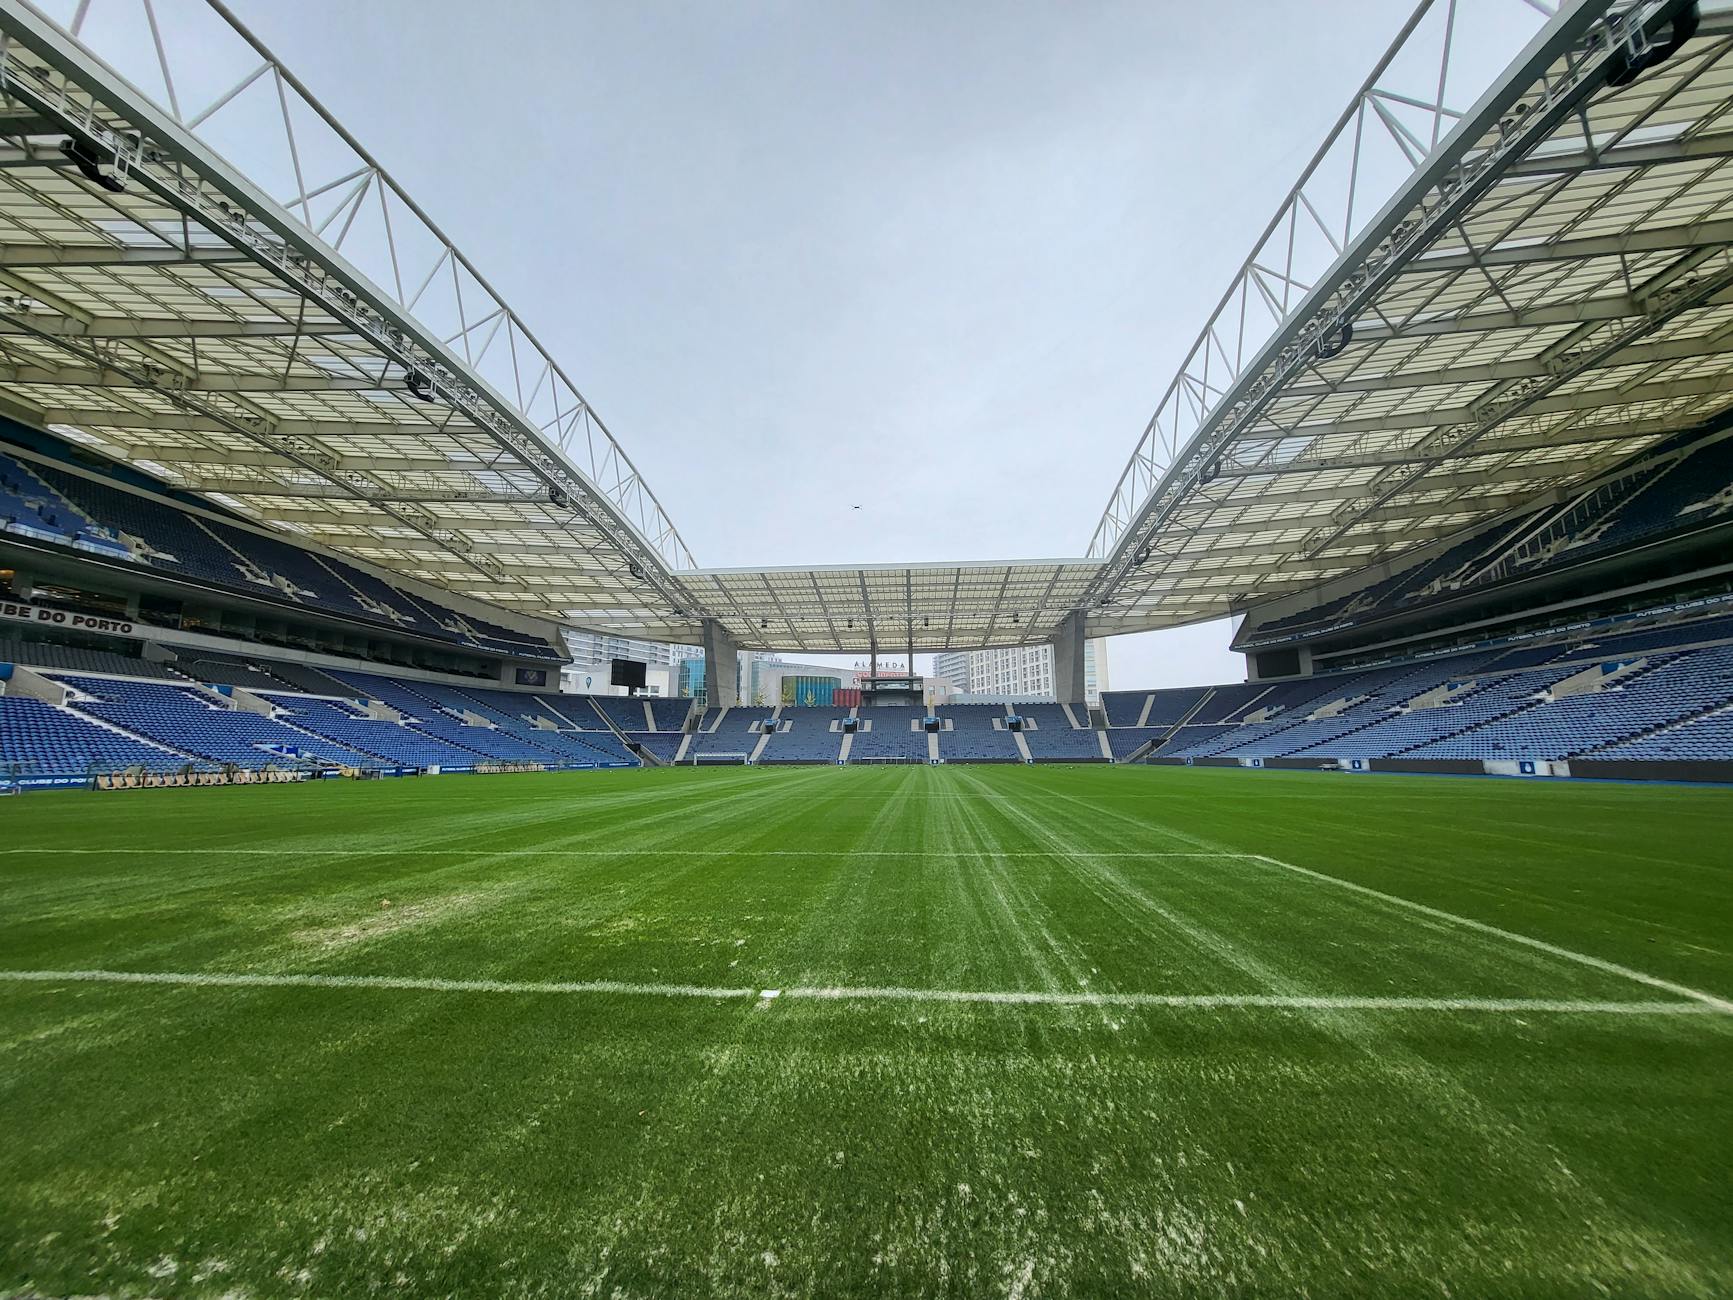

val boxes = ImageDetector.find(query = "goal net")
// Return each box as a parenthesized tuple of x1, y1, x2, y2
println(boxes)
(688, 752, 750, 766)
(851, 755, 919, 765)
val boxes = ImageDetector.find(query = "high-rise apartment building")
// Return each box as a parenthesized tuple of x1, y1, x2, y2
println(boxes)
(931, 640, 1107, 703)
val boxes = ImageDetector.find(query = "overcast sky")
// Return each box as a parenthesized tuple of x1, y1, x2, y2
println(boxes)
(225, 0, 1425, 689)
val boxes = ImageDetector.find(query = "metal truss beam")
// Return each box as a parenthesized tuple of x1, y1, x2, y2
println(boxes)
(1126, 515, 1467, 548)
(1102, 556, 1333, 584)
(1501, 126, 1733, 180)
(1407, 216, 1733, 275)
(0, 243, 257, 267)
(335, 535, 609, 566)
(1277, 330, 1733, 397)
(1253, 373, 1730, 443)
(0, 362, 379, 393)
(115, 446, 462, 472)
(171, 479, 548, 505)
(1212, 412, 1706, 477)
(1350, 283, 1733, 343)
(226, 505, 568, 529)
(1189, 459, 1585, 508)
(0, 314, 354, 340)
(36, 405, 472, 441)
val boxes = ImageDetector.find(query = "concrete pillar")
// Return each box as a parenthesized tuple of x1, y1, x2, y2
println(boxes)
(1051, 609, 1086, 704)
(702, 619, 739, 711)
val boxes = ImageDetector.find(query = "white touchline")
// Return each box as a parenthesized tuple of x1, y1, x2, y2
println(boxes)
(0, 968, 757, 1000)
(782, 986, 1720, 1014)
(0, 848, 1239, 858)
(0, 969, 1722, 1016)
(1245, 853, 1733, 1015)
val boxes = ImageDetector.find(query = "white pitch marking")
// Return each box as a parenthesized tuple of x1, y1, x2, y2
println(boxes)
(0, 969, 1720, 1016)
(0, 847, 1240, 858)
(782, 986, 1720, 1014)
(0, 968, 755, 1001)
(1245, 852, 1733, 1015)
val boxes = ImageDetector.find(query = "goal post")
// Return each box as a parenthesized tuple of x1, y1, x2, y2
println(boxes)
(850, 754, 919, 765)
(688, 752, 750, 766)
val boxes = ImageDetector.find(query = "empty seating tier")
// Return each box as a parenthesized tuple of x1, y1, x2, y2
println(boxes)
(3, 448, 560, 659)
(847, 708, 929, 761)
(1014, 705, 1105, 762)
(52, 674, 378, 770)
(757, 708, 848, 763)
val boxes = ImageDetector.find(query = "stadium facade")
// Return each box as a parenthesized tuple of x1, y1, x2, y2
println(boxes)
(3, 0, 1733, 785)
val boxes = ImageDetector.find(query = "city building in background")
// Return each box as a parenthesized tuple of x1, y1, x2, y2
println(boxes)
(932, 640, 1108, 704)
(559, 631, 680, 696)
(562, 631, 673, 673)
(565, 638, 1106, 706)
(676, 653, 707, 705)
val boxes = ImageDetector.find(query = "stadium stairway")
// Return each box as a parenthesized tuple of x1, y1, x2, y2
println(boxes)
(1590, 701, 1733, 761)
(53, 674, 378, 771)
(1583, 696, 1733, 759)
(937, 705, 1022, 763)
(0, 693, 202, 776)
(1018, 704, 1108, 762)
(756, 707, 848, 764)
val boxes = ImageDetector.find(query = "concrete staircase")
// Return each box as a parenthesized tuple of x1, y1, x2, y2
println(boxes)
(53, 689, 200, 764)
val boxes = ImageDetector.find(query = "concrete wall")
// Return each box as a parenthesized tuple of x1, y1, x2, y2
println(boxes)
(702, 619, 739, 711)
(1051, 610, 1086, 704)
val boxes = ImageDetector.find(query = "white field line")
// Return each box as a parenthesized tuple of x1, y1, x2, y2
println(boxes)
(0, 968, 754, 1000)
(1246, 853, 1733, 1015)
(785, 985, 1721, 1015)
(0, 848, 1241, 859)
(0, 969, 1722, 1016)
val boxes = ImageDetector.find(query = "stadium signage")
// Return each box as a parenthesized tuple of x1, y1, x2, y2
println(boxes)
(0, 600, 136, 637)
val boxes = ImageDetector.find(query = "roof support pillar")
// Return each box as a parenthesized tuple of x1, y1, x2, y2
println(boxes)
(1051, 609, 1087, 706)
(702, 618, 738, 712)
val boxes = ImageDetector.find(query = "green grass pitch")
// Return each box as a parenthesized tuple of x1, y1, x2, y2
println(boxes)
(3, 764, 1730, 1297)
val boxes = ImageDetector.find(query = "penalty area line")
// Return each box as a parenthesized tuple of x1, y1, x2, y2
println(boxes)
(0, 969, 1722, 1016)
(1245, 852, 1733, 1015)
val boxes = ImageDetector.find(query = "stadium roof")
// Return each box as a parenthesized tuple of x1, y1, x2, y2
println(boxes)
(1082, 0, 1733, 636)
(0, 0, 1728, 652)
(0, 0, 700, 643)
(678, 561, 1101, 655)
